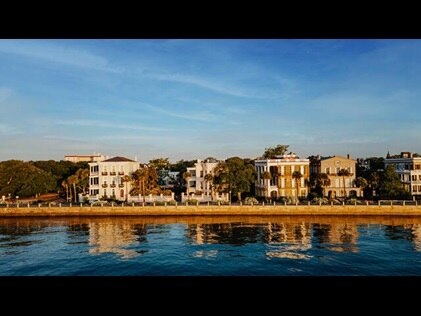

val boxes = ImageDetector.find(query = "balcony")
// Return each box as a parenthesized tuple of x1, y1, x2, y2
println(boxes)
(110, 172, 116, 176)
(119, 184, 124, 188)
(110, 184, 116, 188)
(102, 184, 108, 188)
(101, 172, 108, 176)
(118, 171, 124, 175)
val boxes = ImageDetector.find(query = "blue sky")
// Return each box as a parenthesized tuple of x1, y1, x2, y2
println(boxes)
(0, 39, 420, 162)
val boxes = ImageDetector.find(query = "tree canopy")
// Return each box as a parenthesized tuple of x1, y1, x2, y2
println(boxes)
(262, 144, 289, 159)
(379, 165, 411, 199)
(213, 157, 256, 201)
(0, 160, 57, 197)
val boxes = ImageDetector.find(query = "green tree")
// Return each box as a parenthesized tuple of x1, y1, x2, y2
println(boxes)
(204, 173, 214, 198)
(292, 171, 303, 198)
(262, 144, 289, 159)
(337, 169, 351, 198)
(213, 157, 256, 202)
(183, 171, 192, 196)
(76, 168, 90, 195)
(149, 158, 170, 171)
(67, 175, 78, 202)
(379, 165, 411, 199)
(61, 179, 69, 202)
(0, 160, 56, 198)
(355, 177, 368, 190)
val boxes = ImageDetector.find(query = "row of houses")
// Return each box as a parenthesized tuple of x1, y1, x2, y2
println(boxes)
(65, 150, 421, 202)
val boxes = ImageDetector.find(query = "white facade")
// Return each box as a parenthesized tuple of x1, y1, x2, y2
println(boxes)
(89, 156, 140, 201)
(65, 153, 108, 163)
(186, 159, 220, 197)
(385, 152, 421, 197)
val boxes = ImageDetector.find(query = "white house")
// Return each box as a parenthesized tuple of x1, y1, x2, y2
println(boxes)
(88, 156, 140, 201)
(186, 158, 220, 197)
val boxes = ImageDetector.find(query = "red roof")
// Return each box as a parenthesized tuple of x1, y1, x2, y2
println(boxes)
(103, 156, 135, 162)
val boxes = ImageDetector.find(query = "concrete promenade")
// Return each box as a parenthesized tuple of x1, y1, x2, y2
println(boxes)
(1, 204, 421, 217)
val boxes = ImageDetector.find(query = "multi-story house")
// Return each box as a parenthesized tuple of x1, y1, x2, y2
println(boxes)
(384, 151, 421, 197)
(186, 158, 220, 197)
(88, 156, 140, 201)
(255, 153, 310, 199)
(65, 153, 108, 163)
(310, 155, 362, 198)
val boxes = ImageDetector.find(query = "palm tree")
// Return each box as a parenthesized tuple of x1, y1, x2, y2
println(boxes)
(204, 173, 213, 198)
(318, 173, 331, 197)
(337, 168, 351, 198)
(67, 175, 78, 203)
(183, 171, 192, 196)
(76, 168, 90, 195)
(262, 171, 271, 197)
(292, 171, 303, 198)
(61, 179, 69, 202)
(121, 175, 132, 201)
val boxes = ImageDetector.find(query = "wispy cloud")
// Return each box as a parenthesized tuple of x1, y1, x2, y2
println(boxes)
(55, 119, 171, 132)
(147, 73, 254, 98)
(0, 40, 123, 73)
(137, 101, 219, 122)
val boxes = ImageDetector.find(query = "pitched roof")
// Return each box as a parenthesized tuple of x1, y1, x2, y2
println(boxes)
(103, 156, 135, 162)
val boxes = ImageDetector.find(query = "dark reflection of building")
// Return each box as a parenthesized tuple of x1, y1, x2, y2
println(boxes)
(185, 222, 312, 260)
(88, 223, 142, 259)
(312, 223, 359, 253)
(392, 224, 421, 252)
(0, 220, 52, 246)
(185, 223, 266, 246)
(264, 222, 312, 260)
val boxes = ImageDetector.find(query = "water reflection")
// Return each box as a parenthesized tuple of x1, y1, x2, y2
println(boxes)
(2, 216, 421, 263)
(313, 223, 359, 252)
(88, 222, 142, 259)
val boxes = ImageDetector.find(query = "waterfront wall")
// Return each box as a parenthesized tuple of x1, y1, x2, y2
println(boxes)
(2, 204, 421, 217)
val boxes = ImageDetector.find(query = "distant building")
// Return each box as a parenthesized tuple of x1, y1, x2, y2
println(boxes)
(384, 151, 421, 197)
(255, 153, 310, 199)
(310, 154, 362, 198)
(65, 153, 108, 163)
(186, 158, 221, 197)
(88, 156, 140, 201)
(158, 169, 180, 189)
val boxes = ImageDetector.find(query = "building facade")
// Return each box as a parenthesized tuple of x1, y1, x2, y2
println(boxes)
(65, 153, 108, 163)
(88, 156, 140, 201)
(310, 155, 362, 198)
(186, 158, 220, 197)
(384, 152, 421, 197)
(255, 153, 310, 199)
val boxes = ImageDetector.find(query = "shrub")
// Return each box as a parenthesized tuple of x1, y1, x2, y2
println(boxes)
(186, 199, 198, 204)
(244, 197, 259, 205)
(311, 197, 329, 205)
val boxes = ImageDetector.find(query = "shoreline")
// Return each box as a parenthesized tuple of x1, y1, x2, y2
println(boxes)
(1, 205, 421, 217)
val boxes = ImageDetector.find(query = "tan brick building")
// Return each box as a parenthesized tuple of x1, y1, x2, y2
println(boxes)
(255, 153, 310, 199)
(310, 155, 362, 198)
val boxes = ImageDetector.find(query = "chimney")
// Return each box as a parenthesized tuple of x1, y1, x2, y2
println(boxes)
(347, 154, 350, 159)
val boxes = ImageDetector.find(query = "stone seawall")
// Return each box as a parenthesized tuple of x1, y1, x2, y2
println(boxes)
(1, 205, 421, 217)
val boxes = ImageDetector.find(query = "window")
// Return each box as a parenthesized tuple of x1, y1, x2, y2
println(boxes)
(104, 166, 107, 172)
(326, 167, 330, 174)
(103, 189, 106, 196)
(94, 178, 98, 185)
(416, 164, 421, 170)
(112, 189, 115, 196)
(412, 175, 417, 181)
(419, 185, 421, 192)
(414, 186, 418, 193)
(200, 171, 203, 177)
(419, 175, 421, 181)
(336, 167, 340, 174)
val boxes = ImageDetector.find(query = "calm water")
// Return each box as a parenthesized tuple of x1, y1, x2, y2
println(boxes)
(1, 216, 421, 276)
